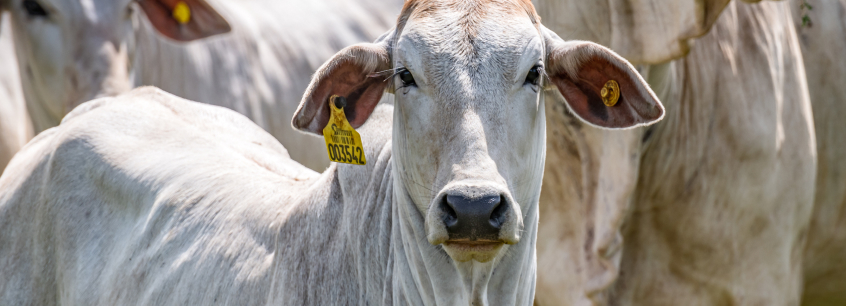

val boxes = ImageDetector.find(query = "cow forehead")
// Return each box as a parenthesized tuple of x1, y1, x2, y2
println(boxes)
(396, 0, 540, 30)
(398, 0, 540, 51)
(395, 0, 542, 96)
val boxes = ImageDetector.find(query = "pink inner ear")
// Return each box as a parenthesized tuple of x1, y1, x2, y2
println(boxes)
(550, 56, 662, 128)
(138, 0, 231, 42)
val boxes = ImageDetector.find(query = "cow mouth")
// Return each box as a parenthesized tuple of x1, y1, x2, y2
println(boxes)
(442, 240, 505, 262)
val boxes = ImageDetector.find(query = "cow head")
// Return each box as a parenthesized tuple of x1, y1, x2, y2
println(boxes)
(294, 0, 661, 300)
(1, 0, 229, 133)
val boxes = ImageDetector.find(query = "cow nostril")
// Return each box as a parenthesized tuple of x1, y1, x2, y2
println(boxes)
(489, 195, 507, 229)
(440, 196, 458, 227)
(442, 194, 508, 241)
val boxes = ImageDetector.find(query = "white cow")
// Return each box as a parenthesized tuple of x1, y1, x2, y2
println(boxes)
(534, 0, 816, 305)
(0, 0, 400, 171)
(0, 0, 663, 304)
(0, 13, 31, 174)
(790, 0, 846, 304)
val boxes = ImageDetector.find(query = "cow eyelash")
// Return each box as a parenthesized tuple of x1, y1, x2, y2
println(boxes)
(367, 68, 413, 94)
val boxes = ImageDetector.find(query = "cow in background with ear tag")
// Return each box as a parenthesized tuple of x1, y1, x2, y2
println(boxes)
(0, 0, 229, 137)
(1, 0, 401, 171)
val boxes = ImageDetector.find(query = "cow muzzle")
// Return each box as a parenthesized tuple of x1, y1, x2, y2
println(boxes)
(426, 184, 524, 263)
(442, 195, 506, 241)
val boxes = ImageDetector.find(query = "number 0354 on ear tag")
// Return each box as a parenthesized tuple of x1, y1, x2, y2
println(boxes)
(323, 95, 366, 165)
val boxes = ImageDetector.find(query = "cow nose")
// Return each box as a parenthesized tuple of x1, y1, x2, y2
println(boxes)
(441, 195, 508, 241)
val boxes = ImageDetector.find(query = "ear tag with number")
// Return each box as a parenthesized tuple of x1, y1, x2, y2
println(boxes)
(323, 95, 366, 165)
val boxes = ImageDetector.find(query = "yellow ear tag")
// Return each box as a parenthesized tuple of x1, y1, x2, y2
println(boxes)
(172, 1, 191, 25)
(601, 80, 620, 107)
(323, 95, 366, 165)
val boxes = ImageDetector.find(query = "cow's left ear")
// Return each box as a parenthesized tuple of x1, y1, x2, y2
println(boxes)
(544, 27, 664, 129)
(136, 0, 231, 42)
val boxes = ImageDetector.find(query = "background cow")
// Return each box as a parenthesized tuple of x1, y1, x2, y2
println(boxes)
(0, 0, 664, 304)
(0, 0, 400, 171)
(532, 0, 735, 65)
(533, 0, 816, 304)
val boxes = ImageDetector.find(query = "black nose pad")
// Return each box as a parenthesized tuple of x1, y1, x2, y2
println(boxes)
(441, 195, 508, 241)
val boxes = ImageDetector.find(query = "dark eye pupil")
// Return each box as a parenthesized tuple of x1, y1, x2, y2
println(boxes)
(23, 0, 48, 17)
(399, 70, 415, 86)
(526, 66, 540, 85)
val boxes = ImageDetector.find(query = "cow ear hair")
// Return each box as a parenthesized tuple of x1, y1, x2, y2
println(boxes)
(292, 30, 394, 136)
(543, 26, 664, 129)
(136, 0, 231, 42)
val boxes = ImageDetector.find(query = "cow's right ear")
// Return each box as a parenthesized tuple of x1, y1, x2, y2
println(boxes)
(136, 0, 231, 42)
(292, 36, 393, 136)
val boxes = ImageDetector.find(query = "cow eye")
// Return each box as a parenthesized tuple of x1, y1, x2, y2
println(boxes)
(23, 0, 49, 17)
(398, 68, 416, 87)
(525, 65, 541, 86)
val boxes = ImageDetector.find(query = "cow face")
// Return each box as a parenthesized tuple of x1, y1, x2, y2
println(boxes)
(386, 1, 548, 264)
(293, 0, 662, 264)
(1, 0, 229, 132)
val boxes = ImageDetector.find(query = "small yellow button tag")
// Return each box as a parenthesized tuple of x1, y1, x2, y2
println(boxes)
(601, 80, 620, 107)
(323, 95, 366, 165)
(172, 1, 191, 25)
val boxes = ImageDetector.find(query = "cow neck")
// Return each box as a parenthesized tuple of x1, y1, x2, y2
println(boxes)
(263, 142, 392, 304)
